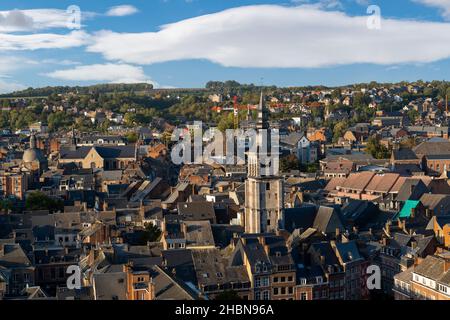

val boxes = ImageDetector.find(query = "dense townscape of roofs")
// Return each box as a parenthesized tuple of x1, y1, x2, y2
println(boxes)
(1, 80, 450, 300)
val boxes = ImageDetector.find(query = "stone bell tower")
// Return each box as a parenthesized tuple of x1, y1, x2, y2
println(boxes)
(244, 93, 283, 234)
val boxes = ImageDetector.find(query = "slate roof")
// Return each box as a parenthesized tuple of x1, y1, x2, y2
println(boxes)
(342, 200, 379, 225)
(334, 241, 363, 264)
(420, 194, 450, 212)
(392, 149, 418, 161)
(0, 244, 32, 268)
(241, 238, 271, 266)
(284, 205, 317, 233)
(177, 201, 215, 222)
(93, 271, 127, 300)
(313, 206, 344, 234)
(150, 265, 196, 300)
(60, 145, 136, 160)
(309, 242, 340, 266)
(414, 141, 450, 156)
(280, 132, 306, 147)
(413, 255, 447, 281)
(396, 179, 428, 202)
(191, 248, 250, 288)
(184, 220, 215, 248)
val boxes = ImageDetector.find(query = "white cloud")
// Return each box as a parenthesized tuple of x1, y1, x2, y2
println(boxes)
(0, 56, 38, 73)
(106, 5, 139, 17)
(0, 10, 33, 32)
(86, 5, 450, 69)
(41, 59, 81, 66)
(413, 0, 450, 19)
(291, 0, 344, 10)
(0, 9, 96, 32)
(0, 30, 89, 51)
(44, 63, 157, 85)
(0, 79, 26, 94)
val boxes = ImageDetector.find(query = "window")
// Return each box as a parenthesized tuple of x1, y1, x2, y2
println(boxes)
(439, 284, 449, 294)
(255, 292, 261, 300)
(259, 276, 269, 287)
(266, 183, 271, 191)
(263, 290, 270, 300)
(300, 278, 307, 285)
(288, 276, 293, 282)
(300, 292, 308, 300)
(273, 288, 279, 295)
(273, 277, 279, 283)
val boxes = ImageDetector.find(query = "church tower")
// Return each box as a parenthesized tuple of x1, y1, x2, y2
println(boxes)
(244, 93, 284, 234)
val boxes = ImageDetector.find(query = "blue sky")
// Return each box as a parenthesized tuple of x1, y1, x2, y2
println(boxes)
(1, 0, 450, 92)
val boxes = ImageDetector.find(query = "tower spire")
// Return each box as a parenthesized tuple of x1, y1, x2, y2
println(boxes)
(257, 91, 268, 129)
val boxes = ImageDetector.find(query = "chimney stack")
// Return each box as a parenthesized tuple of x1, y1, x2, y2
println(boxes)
(320, 255, 326, 266)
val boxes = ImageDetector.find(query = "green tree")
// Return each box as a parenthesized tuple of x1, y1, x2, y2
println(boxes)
(366, 136, 390, 159)
(0, 199, 13, 214)
(407, 109, 420, 124)
(300, 162, 320, 173)
(333, 120, 348, 143)
(48, 111, 72, 132)
(217, 113, 235, 132)
(25, 192, 64, 213)
(280, 154, 300, 172)
(126, 132, 139, 143)
(139, 223, 162, 244)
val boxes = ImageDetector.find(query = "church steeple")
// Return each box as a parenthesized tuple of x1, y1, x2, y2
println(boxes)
(256, 91, 268, 130)
(244, 92, 284, 234)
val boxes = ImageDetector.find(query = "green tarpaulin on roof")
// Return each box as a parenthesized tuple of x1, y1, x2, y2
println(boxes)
(394, 200, 420, 220)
